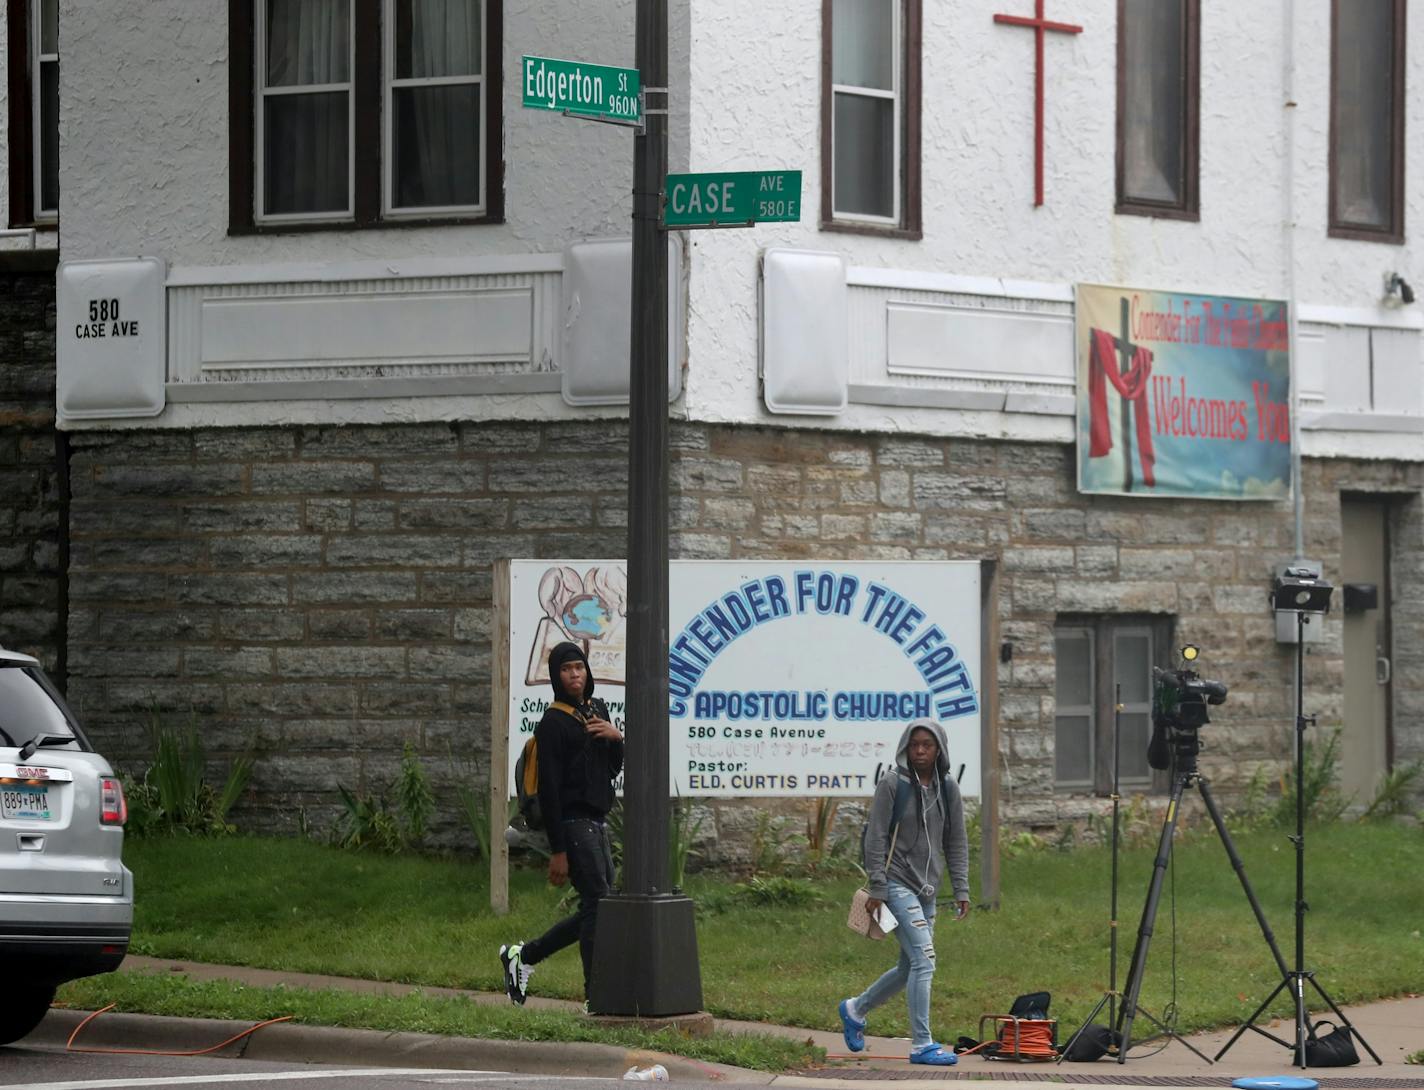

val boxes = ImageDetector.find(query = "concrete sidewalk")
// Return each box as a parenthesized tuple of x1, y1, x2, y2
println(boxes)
(30, 955, 1424, 1088)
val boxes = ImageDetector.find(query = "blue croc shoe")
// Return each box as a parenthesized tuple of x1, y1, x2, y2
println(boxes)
(910, 1043, 958, 1066)
(838, 999, 866, 1053)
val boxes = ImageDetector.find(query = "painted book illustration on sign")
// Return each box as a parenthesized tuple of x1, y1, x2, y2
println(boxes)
(523, 564, 628, 687)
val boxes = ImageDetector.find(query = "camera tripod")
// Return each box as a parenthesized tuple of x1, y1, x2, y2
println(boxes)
(1115, 727, 1291, 1064)
(1214, 611, 1380, 1068)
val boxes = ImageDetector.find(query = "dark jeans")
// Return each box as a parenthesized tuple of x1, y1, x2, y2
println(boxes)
(522, 818, 615, 997)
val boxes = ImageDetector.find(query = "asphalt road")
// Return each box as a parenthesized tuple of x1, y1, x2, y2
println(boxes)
(0, 1045, 695, 1090)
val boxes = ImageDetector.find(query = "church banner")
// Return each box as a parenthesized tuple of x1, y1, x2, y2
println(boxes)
(505, 560, 982, 800)
(1075, 283, 1291, 500)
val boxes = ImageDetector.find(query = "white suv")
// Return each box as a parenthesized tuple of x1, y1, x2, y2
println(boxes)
(0, 647, 131, 1044)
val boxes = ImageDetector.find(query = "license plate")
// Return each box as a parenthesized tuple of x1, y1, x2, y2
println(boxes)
(1, 786, 51, 821)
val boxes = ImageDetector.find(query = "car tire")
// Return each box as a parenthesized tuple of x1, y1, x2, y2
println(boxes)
(0, 985, 56, 1046)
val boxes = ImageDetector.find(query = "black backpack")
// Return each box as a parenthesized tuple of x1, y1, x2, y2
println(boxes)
(513, 698, 608, 830)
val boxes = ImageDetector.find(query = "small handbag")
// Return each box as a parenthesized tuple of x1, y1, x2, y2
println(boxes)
(846, 887, 887, 940)
(1303, 1021, 1359, 1067)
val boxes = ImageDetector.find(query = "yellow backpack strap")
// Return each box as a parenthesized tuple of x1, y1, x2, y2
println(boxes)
(549, 701, 584, 722)
(522, 738, 539, 795)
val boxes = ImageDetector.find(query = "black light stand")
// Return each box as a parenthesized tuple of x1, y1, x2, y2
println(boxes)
(1058, 685, 1123, 1063)
(1115, 650, 1294, 1066)
(1215, 572, 1380, 1068)
(1114, 733, 1217, 1064)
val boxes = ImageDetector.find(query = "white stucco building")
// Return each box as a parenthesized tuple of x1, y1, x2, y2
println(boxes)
(3, 0, 1420, 837)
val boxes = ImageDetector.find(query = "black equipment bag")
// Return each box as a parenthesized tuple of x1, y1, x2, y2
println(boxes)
(1304, 1021, 1359, 1067)
(1062, 1024, 1120, 1062)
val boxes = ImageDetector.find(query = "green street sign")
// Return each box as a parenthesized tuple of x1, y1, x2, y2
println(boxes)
(522, 55, 640, 123)
(663, 170, 802, 228)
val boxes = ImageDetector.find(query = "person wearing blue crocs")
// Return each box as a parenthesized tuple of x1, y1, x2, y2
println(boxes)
(838, 718, 969, 1065)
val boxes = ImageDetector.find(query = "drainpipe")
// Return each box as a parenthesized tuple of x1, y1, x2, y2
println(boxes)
(1284, 0, 1304, 561)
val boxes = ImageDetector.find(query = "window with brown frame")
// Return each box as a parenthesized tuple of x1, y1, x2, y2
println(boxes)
(1116, 0, 1199, 220)
(820, 0, 921, 239)
(1054, 615, 1173, 794)
(1329, 0, 1406, 243)
(229, 0, 503, 233)
(6, 0, 59, 227)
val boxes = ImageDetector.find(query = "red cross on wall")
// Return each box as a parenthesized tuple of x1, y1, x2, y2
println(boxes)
(992, 0, 1083, 207)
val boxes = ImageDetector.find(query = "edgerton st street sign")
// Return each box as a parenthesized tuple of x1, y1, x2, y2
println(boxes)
(521, 55, 641, 123)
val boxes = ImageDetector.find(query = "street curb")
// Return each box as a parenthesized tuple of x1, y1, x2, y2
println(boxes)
(34, 1009, 774, 1084)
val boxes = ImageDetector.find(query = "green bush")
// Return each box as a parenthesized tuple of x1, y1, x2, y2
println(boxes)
(122, 710, 252, 837)
(447, 742, 515, 859)
(728, 875, 821, 908)
(334, 742, 435, 852)
(1361, 760, 1424, 822)
(332, 784, 407, 852)
(749, 810, 790, 874)
(668, 798, 703, 888)
(1272, 728, 1349, 826)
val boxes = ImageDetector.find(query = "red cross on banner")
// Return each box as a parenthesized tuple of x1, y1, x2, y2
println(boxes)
(992, 0, 1083, 207)
(1087, 327, 1155, 488)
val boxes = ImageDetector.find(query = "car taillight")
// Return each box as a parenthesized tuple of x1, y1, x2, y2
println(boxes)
(100, 777, 127, 825)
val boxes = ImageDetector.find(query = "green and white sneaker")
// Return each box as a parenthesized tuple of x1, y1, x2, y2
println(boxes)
(499, 943, 535, 1005)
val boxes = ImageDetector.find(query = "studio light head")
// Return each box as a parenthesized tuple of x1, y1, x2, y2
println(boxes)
(1271, 565, 1333, 614)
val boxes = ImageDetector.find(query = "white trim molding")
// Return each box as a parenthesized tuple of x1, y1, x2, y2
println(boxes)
(165, 255, 567, 405)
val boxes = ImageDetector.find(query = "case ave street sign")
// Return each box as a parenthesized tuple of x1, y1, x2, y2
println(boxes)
(521, 55, 640, 123)
(663, 170, 802, 228)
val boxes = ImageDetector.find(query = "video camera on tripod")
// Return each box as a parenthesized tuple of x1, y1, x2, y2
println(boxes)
(1146, 646, 1228, 771)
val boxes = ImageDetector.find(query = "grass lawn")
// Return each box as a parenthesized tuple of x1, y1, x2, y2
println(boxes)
(63, 821, 1423, 1061)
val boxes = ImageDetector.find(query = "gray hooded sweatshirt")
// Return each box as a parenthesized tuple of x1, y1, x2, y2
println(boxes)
(863, 718, 970, 903)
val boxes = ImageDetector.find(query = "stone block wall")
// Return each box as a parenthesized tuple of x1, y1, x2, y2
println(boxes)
(65, 421, 631, 843)
(62, 419, 1424, 849)
(0, 253, 64, 676)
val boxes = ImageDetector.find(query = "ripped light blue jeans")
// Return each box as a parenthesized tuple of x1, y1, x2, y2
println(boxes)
(853, 881, 938, 1049)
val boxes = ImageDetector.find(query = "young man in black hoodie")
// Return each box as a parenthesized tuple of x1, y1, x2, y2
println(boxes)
(500, 641, 623, 1006)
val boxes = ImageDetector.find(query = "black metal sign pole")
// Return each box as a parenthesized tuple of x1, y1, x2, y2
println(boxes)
(588, 0, 703, 1017)
(625, 0, 671, 906)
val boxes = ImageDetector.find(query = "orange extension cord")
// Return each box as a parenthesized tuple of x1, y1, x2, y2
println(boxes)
(65, 1003, 293, 1056)
(995, 1019, 1058, 1061)
(962, 1018, 1058, 1061)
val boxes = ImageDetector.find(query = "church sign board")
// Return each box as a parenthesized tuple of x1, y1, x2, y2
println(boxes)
(504, 559, 981, 800)
(1075, 283, 1292, 500)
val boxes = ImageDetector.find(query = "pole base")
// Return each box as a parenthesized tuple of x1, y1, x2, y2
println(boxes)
(589, 893, 703, 1016)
